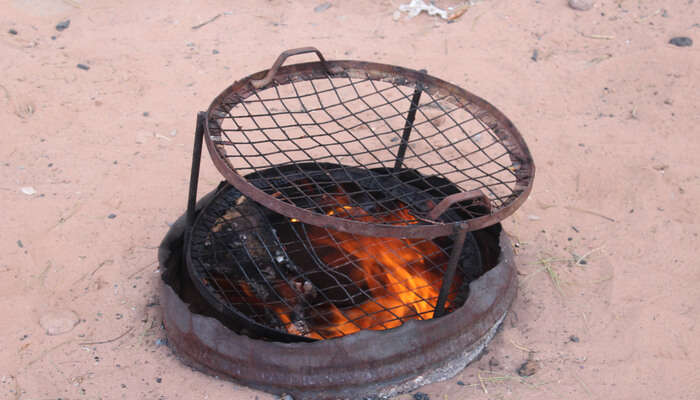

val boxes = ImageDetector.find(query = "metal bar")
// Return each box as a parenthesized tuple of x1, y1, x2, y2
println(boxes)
(433, 224, 469, 318)
(186, 112, 206, 229)
(393, 71, 425, 171)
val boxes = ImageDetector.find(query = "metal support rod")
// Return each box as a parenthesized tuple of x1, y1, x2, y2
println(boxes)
(186, 112, 206, 230)
(393, 71, 426, 171)
(433, 224, 469, 318)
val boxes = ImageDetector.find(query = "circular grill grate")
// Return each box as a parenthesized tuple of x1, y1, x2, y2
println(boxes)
(187, 177, 481, 342)
(204, 49, 534, 238)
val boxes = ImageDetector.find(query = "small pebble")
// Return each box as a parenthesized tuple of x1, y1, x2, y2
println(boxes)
(570, 335, 580, 343)
(531, 49, 539, 62)
(212, 49, 219, 55)
(8, 28, 18, 35)
(528, 214, 541, 221)
(155, 377, 162, 383)
(39, 309, 79, 336)
(17, 240, 23, 248)
(142, 111, 150, 117)
(517, 359, 539, 377)
(51, 35, 56, 40)
(77, 63, 90, 70)
(21, 186, 36, 195)
(413, 392, 430, 400)
(55, 19, 71, 31)
(314, 2, 332, 12)
(669, 37, 693, 47)
(108, 213, 117, 219)
(568, 0, 594, 11)
(456, 380, 465, 386)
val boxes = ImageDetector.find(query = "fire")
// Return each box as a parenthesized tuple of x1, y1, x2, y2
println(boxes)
(298, 193, 458, 339)
(225, 189, 461, 340)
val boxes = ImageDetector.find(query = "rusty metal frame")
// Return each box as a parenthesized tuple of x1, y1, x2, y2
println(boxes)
(160, 207, 516, 400)
(204, 49, 535, 239)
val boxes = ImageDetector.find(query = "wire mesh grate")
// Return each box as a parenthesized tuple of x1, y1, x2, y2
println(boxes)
(205, 60, 534, 238)
(188, 182, 481, 340)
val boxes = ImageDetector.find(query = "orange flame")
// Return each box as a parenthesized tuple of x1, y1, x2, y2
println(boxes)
(230, 192, 460, 340)
(299, 194, 457, 339)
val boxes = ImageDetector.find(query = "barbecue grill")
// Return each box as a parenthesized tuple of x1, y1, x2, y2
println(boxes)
(161, 46, 535, 398)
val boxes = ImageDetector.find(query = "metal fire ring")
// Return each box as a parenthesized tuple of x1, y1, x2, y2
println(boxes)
(159, 203, 516, 400)
(204, 47, 535, 239)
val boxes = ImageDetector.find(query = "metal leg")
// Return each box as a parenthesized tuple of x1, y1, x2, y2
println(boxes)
(186, 112, 206, 230)
(393, 71, 426, 171)
(433, 224, 469, 318)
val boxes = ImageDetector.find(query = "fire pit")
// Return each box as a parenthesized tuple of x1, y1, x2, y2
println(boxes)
(159, 47, 534, 399)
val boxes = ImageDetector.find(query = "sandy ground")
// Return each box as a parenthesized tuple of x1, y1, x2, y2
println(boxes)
(1, 0, 699, 399)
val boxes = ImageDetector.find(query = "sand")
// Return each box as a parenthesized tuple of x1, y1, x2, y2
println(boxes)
(1, 0, 698, 399)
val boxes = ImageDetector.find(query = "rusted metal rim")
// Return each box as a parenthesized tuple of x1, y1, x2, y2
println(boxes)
(159, 203, 516, 399)
(204, 58, 535, 239)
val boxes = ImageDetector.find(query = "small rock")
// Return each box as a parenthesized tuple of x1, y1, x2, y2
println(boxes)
(517, 359, 539, 377)
(570, 335, 580, 343)
(456, 380, 465, 386)
(17, 240, 23, 248)
(39, 310, 79, 336)
(155, 377, 162, 383)
(669, 37, 693, 47)
(568, 0, 594, 11)
(8, 28, 18, 35)
(413, 393, 430, 400)
(528, 214, 541, 221)
(489, 357, 500, 368)
(212, 49, 219, 55)
(531, 49, 539, 62)
(314, 2, 332, 12)
(108, 213, 117, 219)
(142, 111, 150, 117)
(169, 129, 177, 137)
(77, 63, 90, 70)
(21, 186, 36, 195)
(55, 19, 71, 31)
(155, 337, 168, 347)
(392, 10, 402, 21)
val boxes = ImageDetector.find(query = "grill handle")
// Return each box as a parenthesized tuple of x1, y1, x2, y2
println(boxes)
(427, 190, 491, 221)
(250, 47, 328, 89)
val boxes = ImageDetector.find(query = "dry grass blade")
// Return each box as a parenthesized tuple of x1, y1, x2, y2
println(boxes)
(564, 206, 615, 222)
(509, 338, 532, 352)
(575, 245, 605, 265)
(477, 372, 488, 394)
(79, 326, 133, 346)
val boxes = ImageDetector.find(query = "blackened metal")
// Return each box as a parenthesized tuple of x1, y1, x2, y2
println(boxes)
(433, 225, 469, 318)
(393, 71, 425, 171)
(204, 50, 535, 239)
(186, 112, 206, 230)
(160, 203, 515, 400)
(185, 176, 481, 342)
